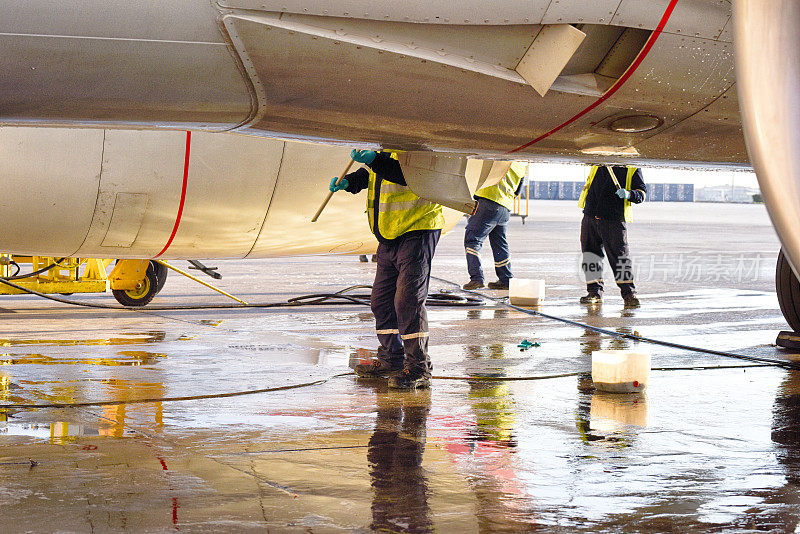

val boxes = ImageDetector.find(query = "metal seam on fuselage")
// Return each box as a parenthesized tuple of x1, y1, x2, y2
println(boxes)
(154, 131, 191, 258)
(244, 140, 286, 259)
(73, 129, 107, 256)
(505, 0, 681, 155)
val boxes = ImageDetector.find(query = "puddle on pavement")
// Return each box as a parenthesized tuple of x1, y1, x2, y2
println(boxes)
(1, 377, 166, 437)
(0, 421, 135, 442)
(575, 391, 648, 446)
(0, 351, 166, 367)
(0, 332, 166, 347)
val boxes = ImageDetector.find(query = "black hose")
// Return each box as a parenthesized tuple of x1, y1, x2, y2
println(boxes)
(0, 372, 354, 409)
(0, 364, 771, 411)
(0, 277, 483, 310)
(2, 258, 67, 281)
(0, 271, 792, 371)
(432, 276, 800, 371)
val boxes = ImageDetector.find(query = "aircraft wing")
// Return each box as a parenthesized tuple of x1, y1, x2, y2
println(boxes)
(0, 0, 744, 166)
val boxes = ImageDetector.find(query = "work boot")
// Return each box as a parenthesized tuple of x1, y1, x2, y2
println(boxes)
(462, 280, 484, 290)
(579, 293, 602, 304)
(388, 367, 431, 390)
(487, 280, 509, 290)
(355, 358, 403, 379)
(623, 294, 641, 308)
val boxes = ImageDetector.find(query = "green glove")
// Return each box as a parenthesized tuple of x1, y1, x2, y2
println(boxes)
(329, 176, 349, 192)
(351, 149, 377, 164)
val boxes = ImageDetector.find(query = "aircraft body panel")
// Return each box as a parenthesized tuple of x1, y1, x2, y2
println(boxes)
(0, 1, 253, 130)
(220, 0, 730, 38)
(0, 128, 103, 256)
(0, 127, 463, 259)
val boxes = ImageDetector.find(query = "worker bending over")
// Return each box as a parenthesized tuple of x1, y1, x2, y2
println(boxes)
(463, 163, 526, 291)
(578, 165, 646, 307)
(330, 149, 444, 390)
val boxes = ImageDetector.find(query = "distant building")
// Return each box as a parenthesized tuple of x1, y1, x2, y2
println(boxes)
(525, 181, 695, 202)
(694, 185, 760, 203)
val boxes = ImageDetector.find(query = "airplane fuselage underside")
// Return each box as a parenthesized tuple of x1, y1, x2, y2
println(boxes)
(1, 1, 745, 165)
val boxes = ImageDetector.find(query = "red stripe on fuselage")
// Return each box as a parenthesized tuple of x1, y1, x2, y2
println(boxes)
(154, 131, 192, 258)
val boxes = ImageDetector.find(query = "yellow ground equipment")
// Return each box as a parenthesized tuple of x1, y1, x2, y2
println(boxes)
(0, 256, 244, 307)
(0, 256, 113, 296)
(108, 259, 168, 306)
(0, 256, 166, 306)
(511, 184, 530, 224)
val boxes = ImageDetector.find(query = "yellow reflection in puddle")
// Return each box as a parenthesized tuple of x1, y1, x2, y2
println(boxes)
(0, 331, 166, 347)
(0, 379, 166, 440)
(50, 422, 101, 443)
(0, 351, 166, 366)
(99, 379, 165, 437)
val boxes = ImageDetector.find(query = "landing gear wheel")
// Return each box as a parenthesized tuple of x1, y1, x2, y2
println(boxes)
(776, 249, 800, 333)
(152, 261, 168, 294)
(112, 261, 164, 307)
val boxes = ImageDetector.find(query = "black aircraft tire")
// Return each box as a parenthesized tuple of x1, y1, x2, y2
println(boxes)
(776, 249, 800, 332)
(152, 261, 168, 294)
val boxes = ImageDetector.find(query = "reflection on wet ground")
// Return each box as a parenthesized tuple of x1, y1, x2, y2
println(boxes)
(0, 351, 166, 366)
(0, 332, 166, 346)
(0, 205, 797, 531)
(1, 289, 793, 531)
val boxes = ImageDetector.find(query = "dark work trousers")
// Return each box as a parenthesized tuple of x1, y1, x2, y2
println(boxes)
(580, 214, 636, 296)
(464, 198, 512, 283)
(371, 230, 440, 375)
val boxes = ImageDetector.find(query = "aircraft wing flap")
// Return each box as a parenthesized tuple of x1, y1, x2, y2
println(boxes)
(397, 152, 476, 215)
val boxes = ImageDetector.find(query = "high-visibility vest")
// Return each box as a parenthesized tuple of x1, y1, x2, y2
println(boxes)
(474, 162, 527, 211)
(366, 153, 445, 240)
(578, 166, 637, 222)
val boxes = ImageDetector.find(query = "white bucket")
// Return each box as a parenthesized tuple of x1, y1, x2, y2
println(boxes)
(509, 278, 545, 306)
(591, 350, 650, 393)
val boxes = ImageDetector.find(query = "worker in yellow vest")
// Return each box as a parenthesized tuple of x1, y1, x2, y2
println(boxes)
(578, 165, 647, 307)
(329, 149, 444, 390)
(462, 163, 526, 291)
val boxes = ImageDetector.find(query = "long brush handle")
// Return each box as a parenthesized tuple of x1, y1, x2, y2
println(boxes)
(311, 158, 356, 222)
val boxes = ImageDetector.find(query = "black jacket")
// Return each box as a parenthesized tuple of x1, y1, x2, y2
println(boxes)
(343, 152, 406, 193)
(583, 166, 646, 221)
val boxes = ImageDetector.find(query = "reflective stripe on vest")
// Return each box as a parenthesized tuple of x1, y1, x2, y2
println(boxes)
(578, 166, 637, 222)
(366, 153, 444, 240)
(474, 162, 526, 211)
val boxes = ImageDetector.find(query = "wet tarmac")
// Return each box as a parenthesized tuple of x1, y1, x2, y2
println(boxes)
(1, 201, 798, 532)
